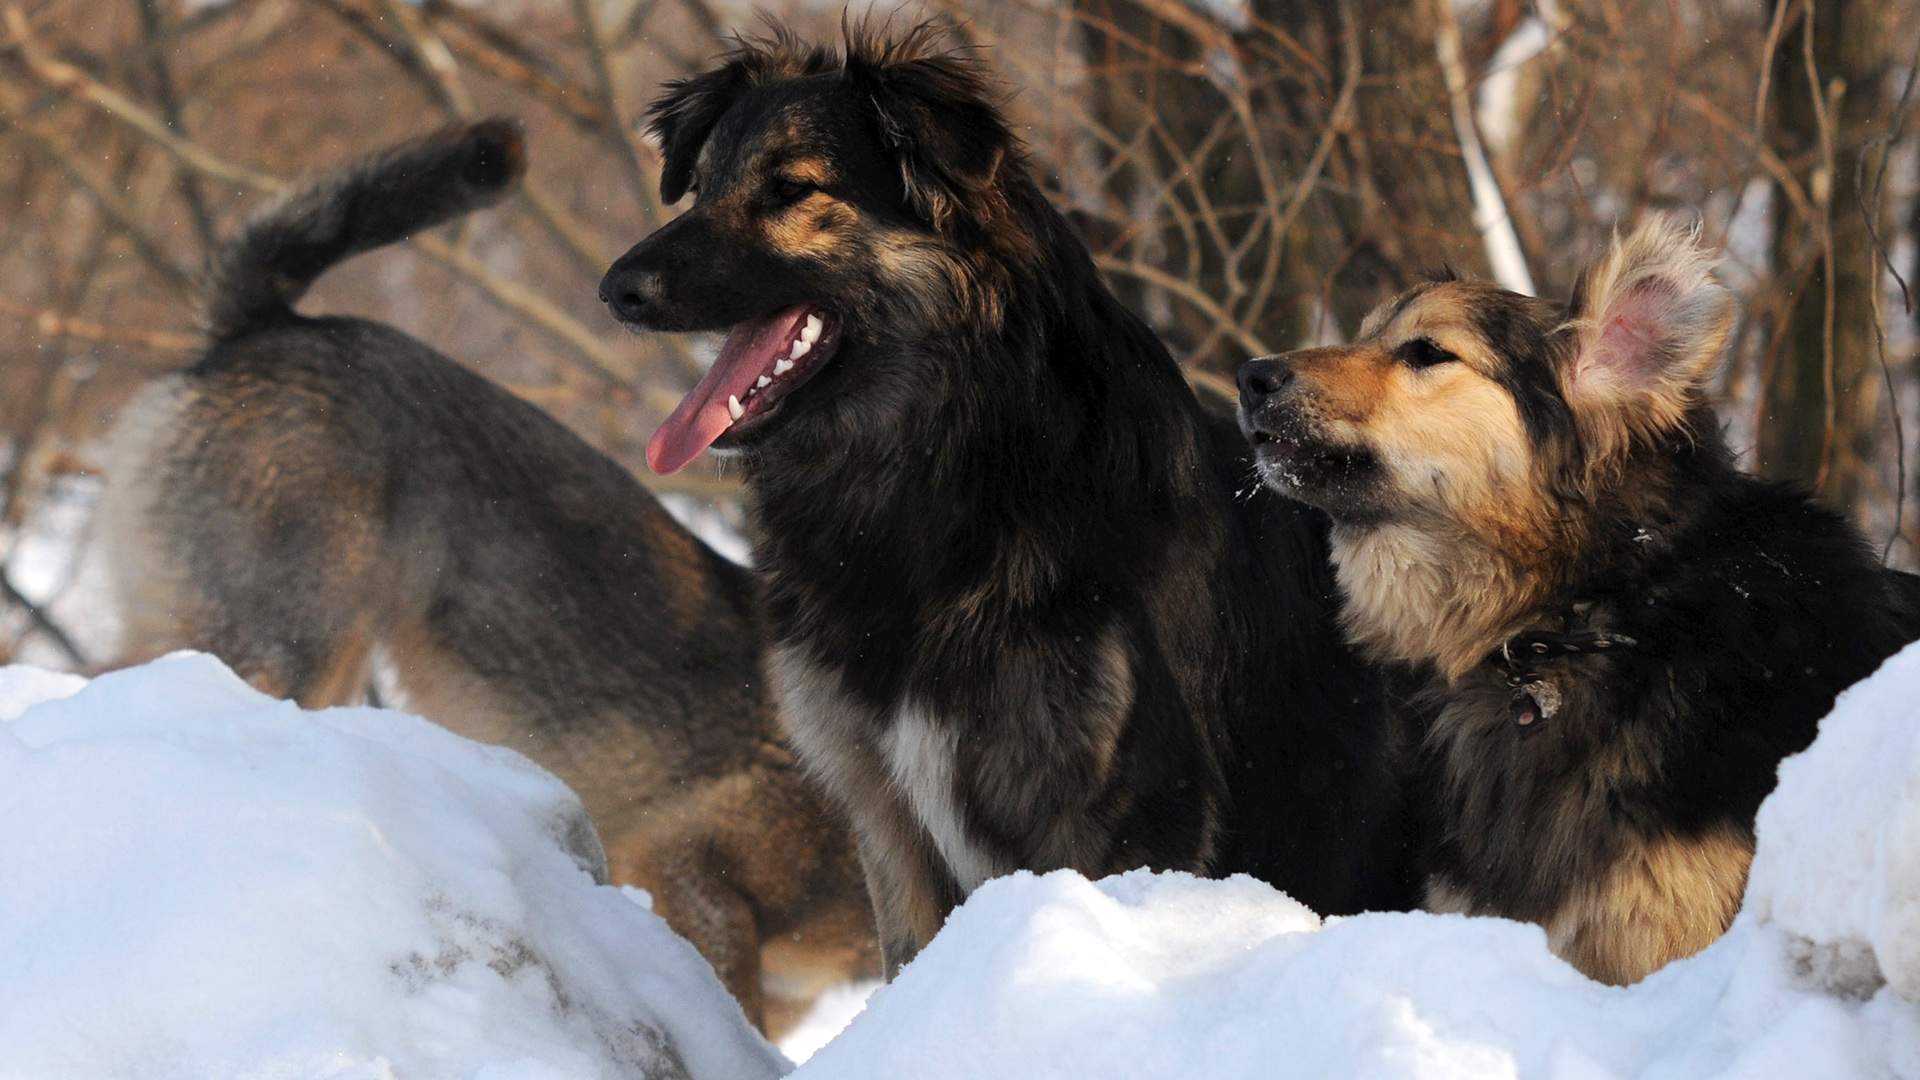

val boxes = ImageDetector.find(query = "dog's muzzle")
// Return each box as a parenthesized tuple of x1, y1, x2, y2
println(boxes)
(1237, 356, 1295, 414)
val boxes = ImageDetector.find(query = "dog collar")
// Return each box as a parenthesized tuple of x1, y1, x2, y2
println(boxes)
(1486, 624, 1638, 731)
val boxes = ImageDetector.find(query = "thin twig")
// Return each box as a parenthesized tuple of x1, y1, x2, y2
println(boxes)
(371, 0, 475, 115)
(0, 110, 198, 292)
(6, 6, 281, 191)
(303, 0, 460, 111)
(135, 0, 217, 253)
(1240, 0, 1361, 323)
(0, 298, 200, 352)
(1751, 0, 1793, 140)
(6, 32, 643, 390)
(1856, 34, 1920, 558)
(570, 0, 663, 221)
(0, 566, 88, 669)
(1674, 89, 1817, 226)
(1095, 255, 1270, 356)
(1857, 34, 1920, 315)
(1800, 4, 1839, 494)
(418, 0, 613, 133)
(409, 235, 639, 385)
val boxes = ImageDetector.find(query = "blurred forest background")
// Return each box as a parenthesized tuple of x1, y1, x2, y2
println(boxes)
(0, 0, 1914, 666)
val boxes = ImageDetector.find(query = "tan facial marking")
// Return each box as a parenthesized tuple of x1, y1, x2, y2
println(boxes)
(1280, 286, 1564, 675)
(780, 157, 835, 187)
(764, 201, 856, 259)
(1299, 289, 1541, 533)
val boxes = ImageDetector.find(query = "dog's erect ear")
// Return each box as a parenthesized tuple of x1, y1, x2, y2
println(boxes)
(648, 31, 836, 205)
(646, 61, 755, 205)
(845, 43, 1014, 233)
(1562, 217, 1733, 456)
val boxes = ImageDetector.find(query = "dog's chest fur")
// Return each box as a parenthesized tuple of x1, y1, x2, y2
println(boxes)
(881, 707, 1001, 892)
(768, 621, 1142, 896)
(1420, 663, 1646, 919)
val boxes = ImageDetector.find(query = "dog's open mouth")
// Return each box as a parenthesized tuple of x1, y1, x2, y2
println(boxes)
(645, 304, 840, 474)
(1248, 423, 1373, 496)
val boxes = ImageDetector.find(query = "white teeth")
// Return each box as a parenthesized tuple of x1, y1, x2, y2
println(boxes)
(802, 314, 823, 344)
(727, 395, 744, 421)
(756, 375, 771, 389)
(790, 338, 812, 360)
(774, 357, 794, 376)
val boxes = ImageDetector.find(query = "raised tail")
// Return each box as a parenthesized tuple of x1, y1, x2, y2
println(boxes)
(203, 118, 526, 342)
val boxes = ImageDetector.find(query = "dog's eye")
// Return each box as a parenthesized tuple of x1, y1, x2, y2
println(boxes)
(770, 177, 817, 205)
(1397, 338, 1460, 370)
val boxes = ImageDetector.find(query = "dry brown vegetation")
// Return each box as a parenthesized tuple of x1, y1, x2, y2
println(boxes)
(0, 0, 1915, 661)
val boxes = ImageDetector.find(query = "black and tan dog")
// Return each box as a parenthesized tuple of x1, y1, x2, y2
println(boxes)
(599, 24, 1412, 975)
(1238, 217, 1920, 983)
(96, 120, 875, 1033)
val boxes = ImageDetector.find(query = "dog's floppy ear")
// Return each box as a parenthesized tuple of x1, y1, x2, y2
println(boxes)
(646, 61, 754, 205)
(1561, 217, 1733, 459)
(845, 41, 1014, 233)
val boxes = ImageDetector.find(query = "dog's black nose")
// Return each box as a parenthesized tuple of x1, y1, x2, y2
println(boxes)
(1237, 357, 1294, 410)
(598, 264, 656, 325)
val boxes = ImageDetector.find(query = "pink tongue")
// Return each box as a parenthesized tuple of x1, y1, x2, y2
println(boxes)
(646, 305, 812, 474)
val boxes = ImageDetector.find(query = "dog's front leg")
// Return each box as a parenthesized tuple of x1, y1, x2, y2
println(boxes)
(845, 786, 966, 978)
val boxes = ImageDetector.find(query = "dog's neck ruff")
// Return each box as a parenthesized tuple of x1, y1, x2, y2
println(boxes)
(1331, 521, 1547, 682)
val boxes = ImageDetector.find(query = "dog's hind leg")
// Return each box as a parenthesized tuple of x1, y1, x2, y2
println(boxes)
(288, 612, 379, 709)
(97, 378, 397, 707)
(601, 808, 768, 1029)
(598, 767, 881, 1036)
(169, 571, 384, 709)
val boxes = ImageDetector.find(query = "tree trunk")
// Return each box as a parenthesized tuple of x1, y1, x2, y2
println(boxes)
(1755, 0, 1892, 518)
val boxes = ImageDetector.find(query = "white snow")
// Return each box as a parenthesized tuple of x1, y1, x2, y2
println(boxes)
(9, 638, 1920, 1078)
(0, 652, 787, 1080)
(776, 982, 879, 1065)
(657, 492, 752, 567)
(1746, 642, 1920, 1001)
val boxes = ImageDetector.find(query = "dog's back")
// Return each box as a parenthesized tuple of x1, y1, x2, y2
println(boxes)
(103, 120, 527, 696)
(97, 122, 876, 1033)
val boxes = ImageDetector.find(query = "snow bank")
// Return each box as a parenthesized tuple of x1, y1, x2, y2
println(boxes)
(10, 641, 1920, 1079)
(0, 652, 787, 1080)
(1747, 639, 1920, 1001)
(795, 643, 1920, 1080)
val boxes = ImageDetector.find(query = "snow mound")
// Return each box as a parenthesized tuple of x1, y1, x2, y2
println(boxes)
(0, 652, 787, 1080)
(1747, 639, 1920, 1001)
(795, 643, 1920, 1080)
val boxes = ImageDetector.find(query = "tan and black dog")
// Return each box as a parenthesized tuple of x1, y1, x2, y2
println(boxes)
(599, 23, 1415, 977)
(97, 120, 875, 1033)
(1238, 217, 1920, 983)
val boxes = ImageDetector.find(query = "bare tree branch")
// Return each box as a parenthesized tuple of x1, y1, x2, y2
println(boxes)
(0, 565, 88, 668)
(0, 108, 198, 292)
(570, 0, 663, 222)
(135, 0, 216, 253)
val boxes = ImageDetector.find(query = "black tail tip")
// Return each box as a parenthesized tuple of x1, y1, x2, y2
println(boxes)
(461, 118, 528, 193)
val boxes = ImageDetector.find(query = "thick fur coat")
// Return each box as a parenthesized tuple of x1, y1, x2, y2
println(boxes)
(601, 26, 1413, 974)
(1239, 218, 1920, 982)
